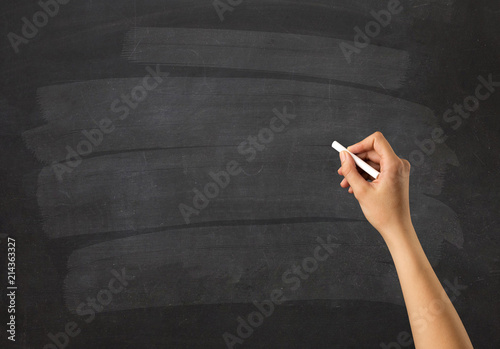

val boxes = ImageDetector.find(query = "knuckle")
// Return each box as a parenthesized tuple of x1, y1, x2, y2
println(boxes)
(374, 131, 384, 139)
(402, 159, 411, 171)
(397, 159, 404, 170)
(343, 166, 353, 178)
(396, 159, 410, 176)
(355, 186, 367, 197)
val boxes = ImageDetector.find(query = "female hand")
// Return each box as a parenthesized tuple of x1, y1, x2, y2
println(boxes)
(337, 131, 412, 243)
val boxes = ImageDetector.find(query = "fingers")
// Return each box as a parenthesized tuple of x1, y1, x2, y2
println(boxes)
(339, 176, 354, 193)
(340, 178, 348, 188)
(339, 151, 370, 195)
(338, 160, 379, 178)
(365, 160, 380, 172)
(346, 131, 397, 161)
(355, 151, 382, 166)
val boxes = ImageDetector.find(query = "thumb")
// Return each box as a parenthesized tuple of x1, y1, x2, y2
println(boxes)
(340, 151, 370, 194)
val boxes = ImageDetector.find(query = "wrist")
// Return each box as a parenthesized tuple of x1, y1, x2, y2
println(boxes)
(380, 221, 418, 254)
(381, 224, 433, 276)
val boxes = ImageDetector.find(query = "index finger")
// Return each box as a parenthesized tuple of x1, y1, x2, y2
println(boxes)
(346, 131, 397, 161)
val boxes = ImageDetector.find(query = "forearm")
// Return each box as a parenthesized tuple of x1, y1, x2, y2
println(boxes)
(338, 132, 473, 347)
(383, 224, 473, 349)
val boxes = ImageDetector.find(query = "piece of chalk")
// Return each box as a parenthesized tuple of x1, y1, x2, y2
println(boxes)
(332, 141, 380, 179)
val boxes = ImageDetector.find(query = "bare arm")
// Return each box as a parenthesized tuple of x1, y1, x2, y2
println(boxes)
(337, 131, 473, 349)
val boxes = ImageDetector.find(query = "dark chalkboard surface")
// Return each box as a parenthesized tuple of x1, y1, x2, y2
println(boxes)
(1, 0, 499, 348)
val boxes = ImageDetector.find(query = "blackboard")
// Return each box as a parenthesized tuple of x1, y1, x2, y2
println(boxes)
(1, 0, 499, 348)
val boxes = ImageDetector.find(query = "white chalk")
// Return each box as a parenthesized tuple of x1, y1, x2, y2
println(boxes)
(332, 141, 380, 179)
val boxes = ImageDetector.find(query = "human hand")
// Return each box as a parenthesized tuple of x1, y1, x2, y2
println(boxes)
(337, 132, 413, 242)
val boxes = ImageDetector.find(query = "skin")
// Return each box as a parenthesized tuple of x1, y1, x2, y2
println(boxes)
(337, 131, 473, 349)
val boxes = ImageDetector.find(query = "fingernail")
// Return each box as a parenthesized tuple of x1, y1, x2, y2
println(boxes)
(340, 151, 346, 163)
